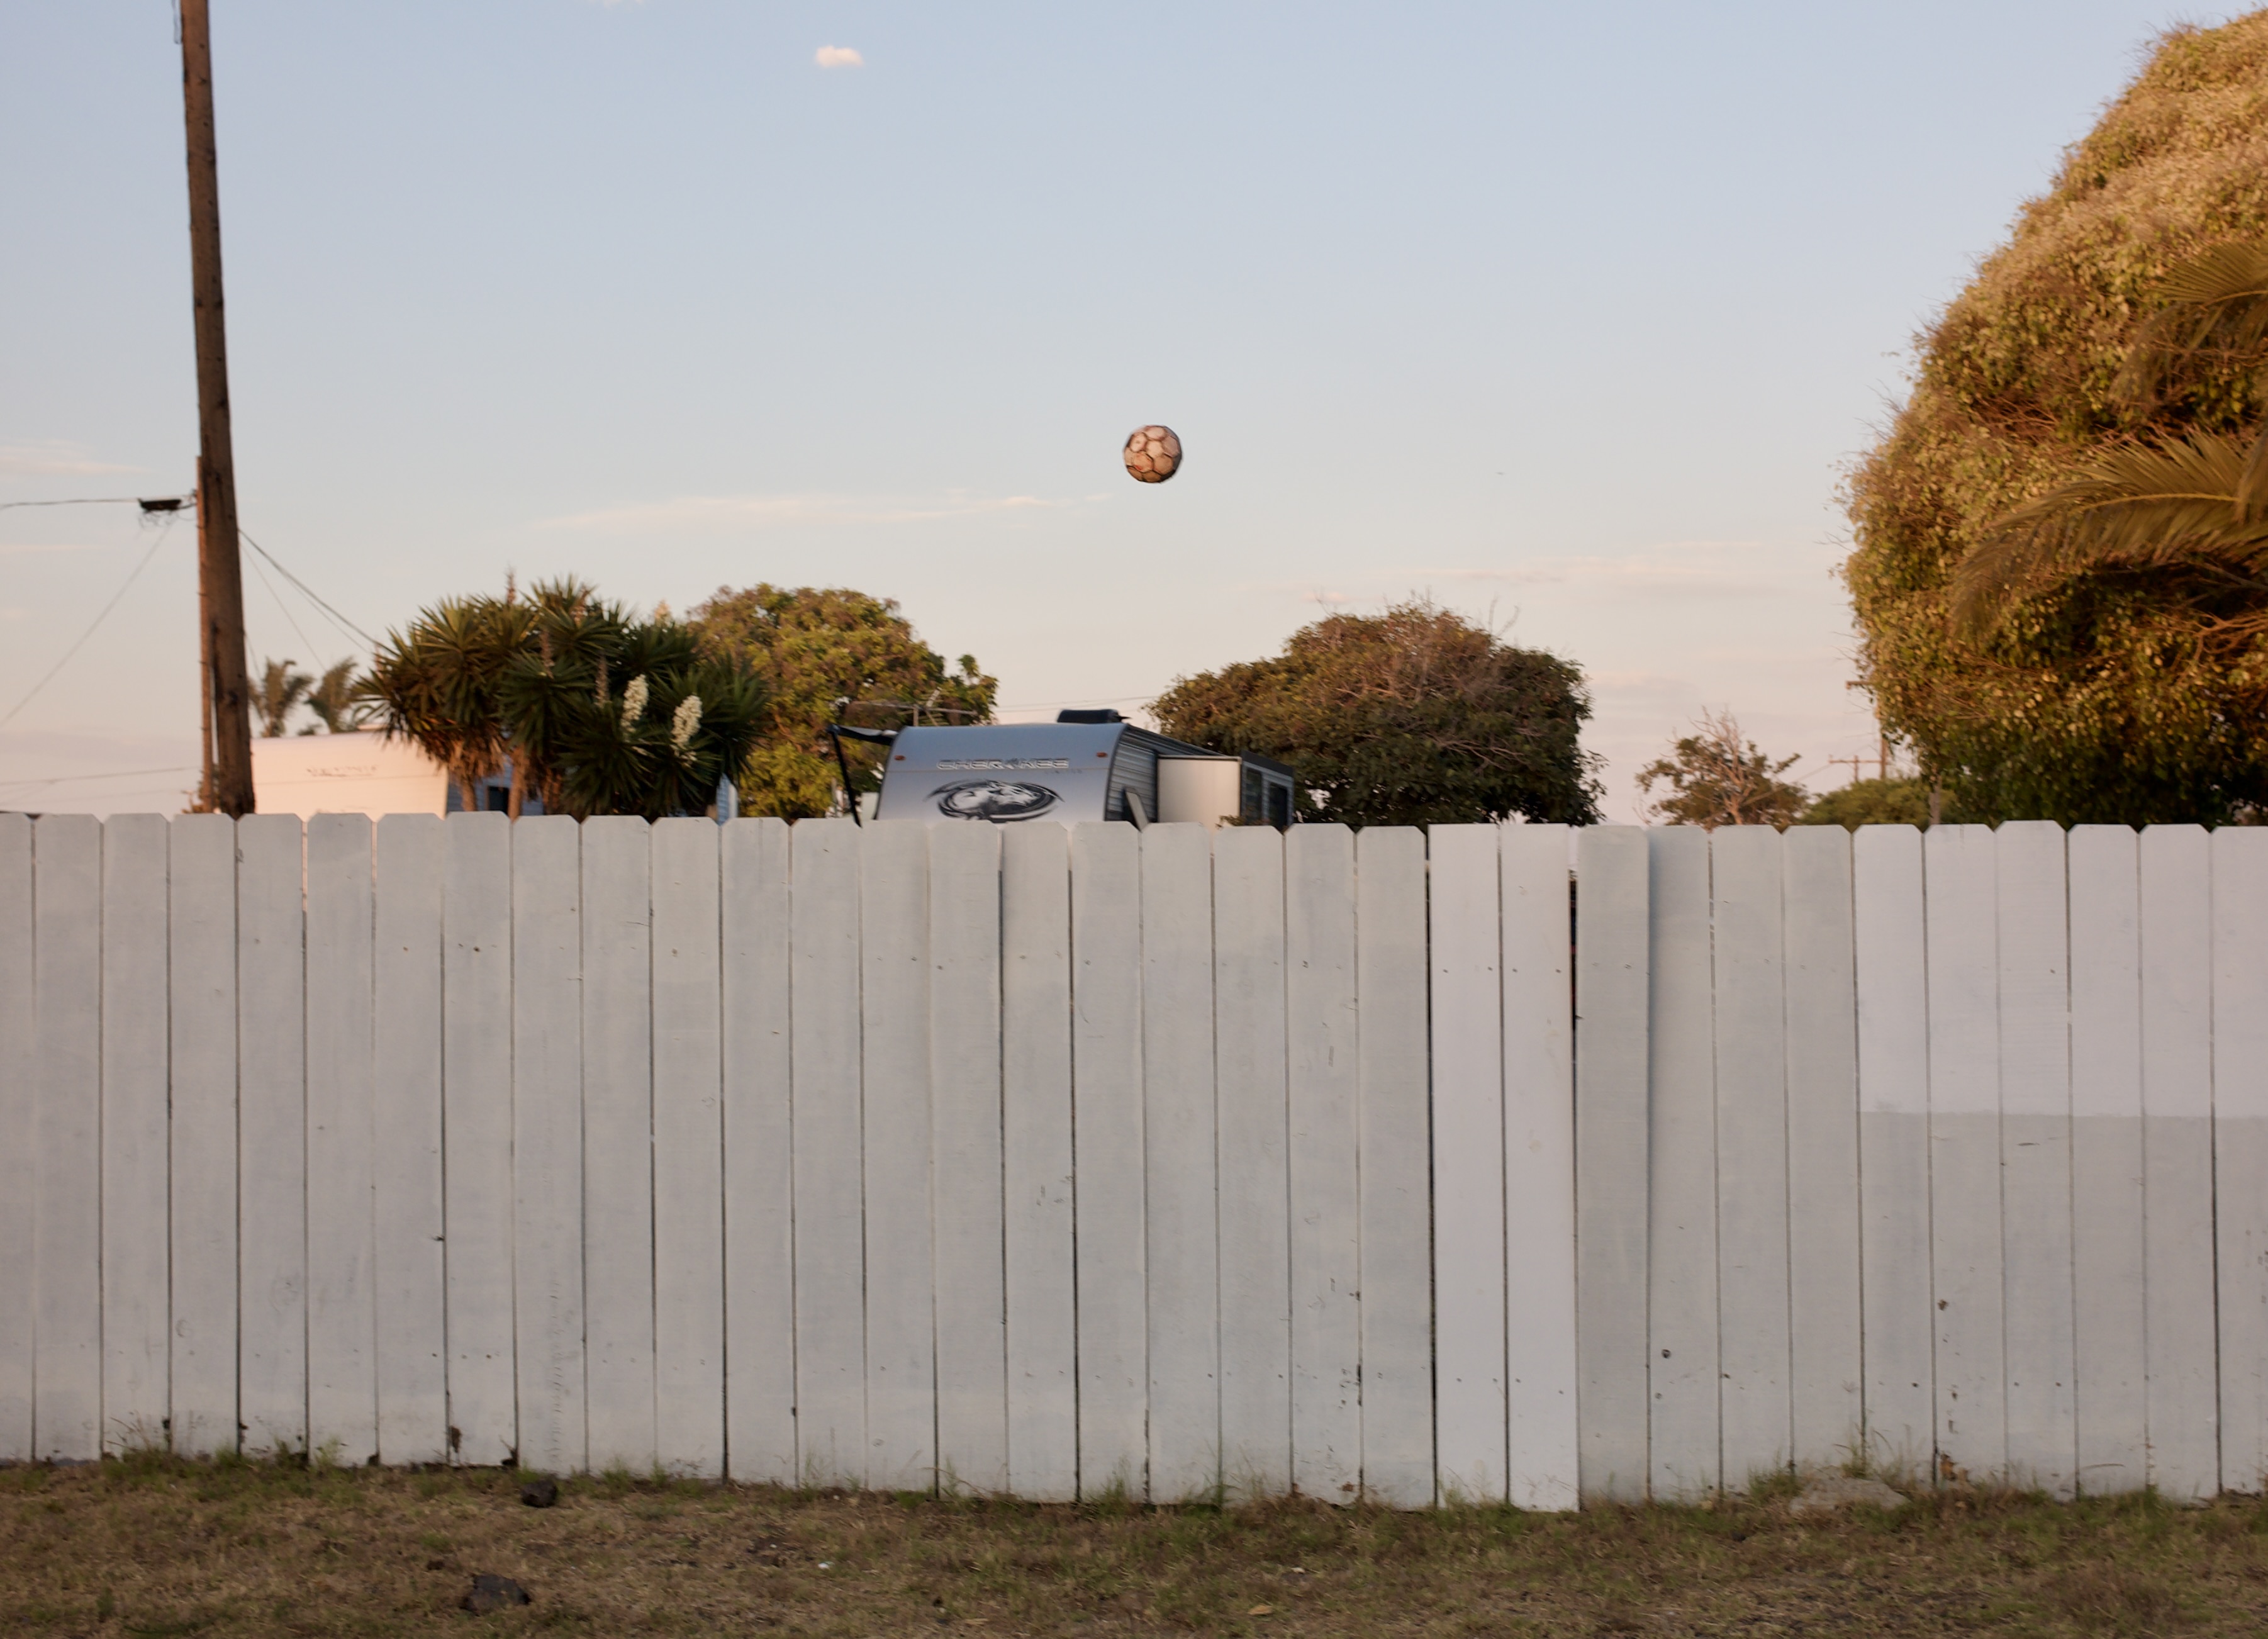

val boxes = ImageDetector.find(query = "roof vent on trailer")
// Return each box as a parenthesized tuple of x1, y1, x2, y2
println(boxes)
(1056, 708, 1124, 724)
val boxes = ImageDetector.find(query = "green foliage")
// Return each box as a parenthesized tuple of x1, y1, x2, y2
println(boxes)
(1798, 776, 1947, 830)
(250, 658, 311, 738)
(1636, 710, 1809, 829)
(301, 659, 371, 734)
(1843, 13, 2268, 825)
(1152, 601, 1602, 827)
(691, 584, 997, 819)
(363, 578, 765, 819)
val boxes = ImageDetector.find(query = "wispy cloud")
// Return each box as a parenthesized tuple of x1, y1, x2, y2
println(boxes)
(1419, 540, 1801, 600)
(815, 44, 864, 68)
(540, 490, 1063, 533)
(0, 440, 135, 478)
(0, 541, 101, 556)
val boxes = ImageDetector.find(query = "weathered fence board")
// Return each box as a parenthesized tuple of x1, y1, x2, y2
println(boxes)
(653, 818, 725, 1478)
(1712, 825, 1791, 1489)
(930, 822, 1009, 1495)
(1501, 824, 1579, 1511)
(101, 814, 171, 1454)
(1215, 824, 1291, 1500)
(788, 819, 864, 1487)
(2068, 825, 2145, 1497)
(1353, 825, 1433, 1507)
(442, 812, 515, 1466)
(1285, 824, 1361, 1504)
(1431, 823, 1506, 1502)
(2140, 825, 2218, 1501)
(1071, 821, 1146, 1499)
(372, 815, 445, 1466)
(1000, 821, 1077, 1502)
(721, 817, 795, 1484)
(306, 814, 378, 1465)
(169, 812, 240, 1459)
(1646, 826, 1718, 1501)
(1996, 821, 2075, 1499)
(1780, 827, 1859, 1470)
(1573, 825, 1649, 1504)
(582, 818, 656, 1474)
(19, 810, 2268, 1509)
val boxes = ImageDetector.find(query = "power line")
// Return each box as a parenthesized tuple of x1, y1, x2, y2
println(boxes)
(0, 493, 188, 515)
(243, 544, 319, 666)
(0, 513, 179, 730)
(0, 764, 194, 795)
(239, 529, 374, 648)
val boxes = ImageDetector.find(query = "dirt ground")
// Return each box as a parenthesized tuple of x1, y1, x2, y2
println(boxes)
(4, 1455, 2265, 1636)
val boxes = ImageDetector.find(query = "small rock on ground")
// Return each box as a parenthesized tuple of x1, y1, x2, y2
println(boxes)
(1789, 1474, 1908, 1514)
(520, 1477, 559, 1508)
(462, 1574, 532, 1613)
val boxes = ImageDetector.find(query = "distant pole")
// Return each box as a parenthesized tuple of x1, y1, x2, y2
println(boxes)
(181, 0, 254, 815)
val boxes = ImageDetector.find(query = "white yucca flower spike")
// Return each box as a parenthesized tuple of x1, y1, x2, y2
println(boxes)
(671, 693, 703, 753)
(620, 673, 649, 730)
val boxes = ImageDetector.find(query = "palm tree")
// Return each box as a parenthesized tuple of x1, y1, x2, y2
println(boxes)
(1954, 240, 2268, 639)
(252, 657, 313, 737)
(303, 658, 372, 734)
(361, 595, 532, 813)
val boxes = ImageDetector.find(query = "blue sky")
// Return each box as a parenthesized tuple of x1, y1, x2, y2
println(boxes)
(0, 1, 2230, 816)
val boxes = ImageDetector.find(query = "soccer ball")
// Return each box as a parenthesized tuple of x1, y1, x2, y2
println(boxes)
(1123, 425, 1181, 483)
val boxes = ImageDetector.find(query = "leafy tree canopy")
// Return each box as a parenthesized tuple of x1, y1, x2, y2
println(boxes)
(691, 585, 997, 820)
(364, 578, 764, 819)
(1844, 13, 2268, 824)
(1637, 710, 1810, 829)
(1152, 601, 1602, 827)
(1796, 775, 1960, 830)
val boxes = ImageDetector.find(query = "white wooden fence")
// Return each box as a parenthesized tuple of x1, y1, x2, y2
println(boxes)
(3, 812, 2264, 1505)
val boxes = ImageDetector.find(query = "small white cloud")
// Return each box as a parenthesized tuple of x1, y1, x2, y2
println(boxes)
(815, 45, 863, 68)
(0, 440, 135, 477)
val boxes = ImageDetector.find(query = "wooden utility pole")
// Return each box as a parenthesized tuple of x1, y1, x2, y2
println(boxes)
(181, 0, 254, 815)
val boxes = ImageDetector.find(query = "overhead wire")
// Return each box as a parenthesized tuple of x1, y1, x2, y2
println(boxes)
(239, 529, 374, 648)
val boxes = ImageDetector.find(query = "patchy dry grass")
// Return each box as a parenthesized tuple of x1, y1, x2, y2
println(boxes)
(4, 1454, 2267, 1636)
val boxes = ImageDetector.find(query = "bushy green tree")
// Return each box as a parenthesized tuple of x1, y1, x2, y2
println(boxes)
(364, 578, 764, 819)
(691, 585, 996, 819)
(1153, 600, 1601, 827)
(1797, 776, 1951, 830)
(1844, 14, 2268, 824)
(1636, 710, 1809, 829)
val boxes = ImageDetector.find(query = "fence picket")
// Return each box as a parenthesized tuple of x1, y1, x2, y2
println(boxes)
(238, 814, 308, 1458)
(1996, 822, 2075, 1498)
(581, 819, 654, 1474)
(1502, 825, 1579, 1511)
(2069, 826, 2145, 1495)
(442, 812, 516, 1465)
(373, 815, 446, 1465)
(0, 816, 31, 1460)
(1216, 825, 1291, 1501)
(1573, 826, 1650, 1503)
(306, 815, 378, 1465)
(790, 819, 864, 1486)
(1071, 822, 1146, 1499)
(859, 820, 934, 1491)
(2213, 827, 2268, 1493)
(722, 817, 795, 1484)
(169, 815, 238, 1457)
(1925, 825, 2006, 1482)
(1430, 824, 1506, 1502)
(1144, 824, 1220, 1502)
(1711, 826, 1790, 1490)
(100, 815, 171, 1454)
(1286, 824, 1360, 1504)
(513, 817, 586, 1477)
(930, 822, 1008, 1495)
(33, 816, 102, 1461)
(1854, 825, 1932, 1477)
(2140, 825, 2218, 1501)
(1647, 826, 1718, 1501)
(1781, 827, 1859, 1472)
(1001, 822, 1078, 1502)
(653, 819, 725, 1477)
